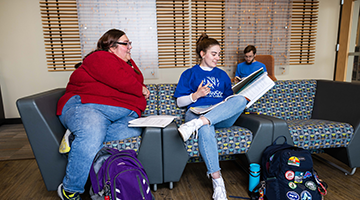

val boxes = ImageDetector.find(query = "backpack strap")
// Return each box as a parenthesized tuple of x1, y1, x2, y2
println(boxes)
(272, 135, 287, 145)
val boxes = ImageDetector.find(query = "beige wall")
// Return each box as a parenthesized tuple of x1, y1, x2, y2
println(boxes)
(0, 0, 341, 118)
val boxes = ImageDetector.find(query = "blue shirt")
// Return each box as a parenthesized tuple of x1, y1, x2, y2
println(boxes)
(174, 65, 233, 109)
(235, 61, 267, 78)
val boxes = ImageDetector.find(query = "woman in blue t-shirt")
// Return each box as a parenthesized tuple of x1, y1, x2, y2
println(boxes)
(174, 33, 248, 200)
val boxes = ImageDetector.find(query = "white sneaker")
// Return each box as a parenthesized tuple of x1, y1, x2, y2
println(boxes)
(212, 177, 228, 200)
(178, 118, 203, 141)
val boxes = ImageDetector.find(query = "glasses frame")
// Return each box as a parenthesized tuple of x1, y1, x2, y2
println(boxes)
(115, 41, 132, 48)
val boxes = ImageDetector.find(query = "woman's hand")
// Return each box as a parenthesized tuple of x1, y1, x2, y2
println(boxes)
(142, 86, 150, 99)
(192, 81, 211, 101)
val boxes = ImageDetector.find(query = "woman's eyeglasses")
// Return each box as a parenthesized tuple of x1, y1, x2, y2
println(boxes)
(115, 41, 132, 48)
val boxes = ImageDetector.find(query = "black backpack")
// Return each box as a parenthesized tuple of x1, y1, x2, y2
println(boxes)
(259, 136, 326, 200)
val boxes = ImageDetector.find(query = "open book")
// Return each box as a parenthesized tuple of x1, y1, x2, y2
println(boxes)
(128, 115, 177, 128)
(190, 68, 275, 114)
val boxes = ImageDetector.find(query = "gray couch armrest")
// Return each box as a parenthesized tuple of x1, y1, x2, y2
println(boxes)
(137, 127, 163, 185)
(234, 114, 275, 163)
(312, 80, 360, 127)
(16, 88, 67, 191)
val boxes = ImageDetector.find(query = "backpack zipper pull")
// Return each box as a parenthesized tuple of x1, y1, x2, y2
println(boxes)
(258, 181, 266, 200)
(104, 184, 111, 200)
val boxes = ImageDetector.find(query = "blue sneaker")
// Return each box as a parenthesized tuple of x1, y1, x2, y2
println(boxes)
(57, 183, 81, 200)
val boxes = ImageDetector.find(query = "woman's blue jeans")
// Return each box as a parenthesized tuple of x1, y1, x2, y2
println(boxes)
(58, 95, 142, 193)
(185, 95, 247, 175)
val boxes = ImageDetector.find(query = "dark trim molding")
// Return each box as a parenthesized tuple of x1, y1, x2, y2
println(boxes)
(3, 118, 22, 124)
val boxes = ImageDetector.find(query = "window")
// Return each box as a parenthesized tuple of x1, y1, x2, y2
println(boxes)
(224, 0, 292, 75)
(290, 0, 319, 65)
(191, 1, 225, 66)
(76, 0, 159, 78)
(157, 0, 292, 76)
(40, 0, 318, 74)
(156, 0, 224, 68)
(39, 0, 82, 71)
(156, 0, 191, 68)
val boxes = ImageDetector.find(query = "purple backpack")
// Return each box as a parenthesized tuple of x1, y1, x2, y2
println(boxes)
(89, 147, 152, 200)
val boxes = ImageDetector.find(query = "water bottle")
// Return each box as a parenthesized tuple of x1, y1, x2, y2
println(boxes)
(249, 163, 261, 192)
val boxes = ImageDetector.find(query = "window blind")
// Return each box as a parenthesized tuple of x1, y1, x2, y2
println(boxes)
(156, 0, 225, 68)
(40, 0, 82, 71)
(156, 0, 191, 68)
(76, 0, 159, 79)
(224, 0, 292, 76)
(191, 1, 225, 66)
(290, 0, 319, 65)
(157, 0, 292, 76)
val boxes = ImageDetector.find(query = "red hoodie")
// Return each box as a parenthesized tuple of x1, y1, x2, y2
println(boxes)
(57, 51, 146, 117)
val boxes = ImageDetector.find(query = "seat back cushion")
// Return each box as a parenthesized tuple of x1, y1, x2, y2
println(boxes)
(142, 84, 158, 116)
(312, 80, 360, 127)
(246, 80, 317, 120)
(157, 84, 186, 125)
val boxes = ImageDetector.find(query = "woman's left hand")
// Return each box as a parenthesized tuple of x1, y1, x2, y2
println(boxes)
(142, 86, 150, 99)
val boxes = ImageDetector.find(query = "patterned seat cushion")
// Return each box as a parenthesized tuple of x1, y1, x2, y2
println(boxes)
(103, 136, 142, 152)
(246, 79, 354, 150)
(287, 119, 353, 149)
(157, 83, 253, 161)
(185, 126, 253, 162)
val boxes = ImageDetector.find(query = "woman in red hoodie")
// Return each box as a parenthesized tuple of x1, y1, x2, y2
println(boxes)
(56, 29, 149, 200)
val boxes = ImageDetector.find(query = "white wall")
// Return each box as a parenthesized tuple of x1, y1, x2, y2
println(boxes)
(277, 0, 341, 80)
(0, 0, 342, 118)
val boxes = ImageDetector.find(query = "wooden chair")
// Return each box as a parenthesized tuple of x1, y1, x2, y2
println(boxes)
(255, 54, 277, 81)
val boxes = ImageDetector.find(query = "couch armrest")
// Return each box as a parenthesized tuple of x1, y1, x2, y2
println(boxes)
(234, 114, 274, 163)
(137, 127, 163, 185)
(312, 80, 360, 127)
(16, 88, 67, 191)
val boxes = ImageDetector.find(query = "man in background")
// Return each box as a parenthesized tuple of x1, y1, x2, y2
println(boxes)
(234, 45, 267, 83)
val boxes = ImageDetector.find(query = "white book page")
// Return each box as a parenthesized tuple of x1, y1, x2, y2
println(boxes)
(128, 115, 177, 128)
(239, 74, 275, 108)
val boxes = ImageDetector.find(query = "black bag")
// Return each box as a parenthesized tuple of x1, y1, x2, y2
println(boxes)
(260, 136, 326, 200)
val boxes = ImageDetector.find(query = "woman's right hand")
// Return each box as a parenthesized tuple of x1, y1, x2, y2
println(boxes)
(192, 80, 211, 101)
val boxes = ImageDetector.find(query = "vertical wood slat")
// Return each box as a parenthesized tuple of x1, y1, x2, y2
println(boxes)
(40, 0, 82, 71)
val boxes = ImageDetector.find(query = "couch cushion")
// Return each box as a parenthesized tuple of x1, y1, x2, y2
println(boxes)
(157, 84, 186, 124)
(157, 83, 254, 162)
(185, 126, 253, 162)
(287, 119, 354, 149)
(143, 84, 158, 116)
(246, 80, 317, 120)
(103, 136, 142, 152)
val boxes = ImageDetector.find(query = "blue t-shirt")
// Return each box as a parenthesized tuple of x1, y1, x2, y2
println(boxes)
(174, 65, 233, 109)
(235, 61, 267, 78)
